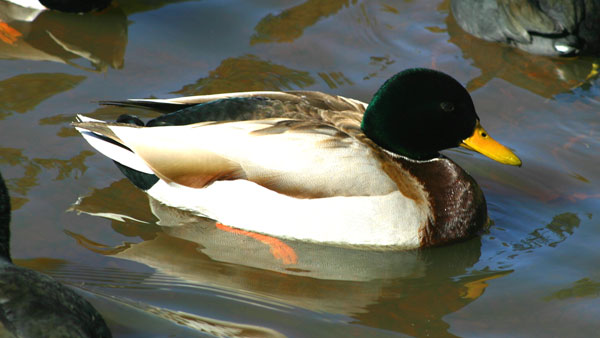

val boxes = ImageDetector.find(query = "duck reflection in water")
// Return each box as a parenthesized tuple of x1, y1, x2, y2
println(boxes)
(71, 180, 513, 337)
(0, 0, 127, 72)
(71, 176, 585, 335)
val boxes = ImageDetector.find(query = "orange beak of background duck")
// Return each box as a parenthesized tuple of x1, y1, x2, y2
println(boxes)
(460, 121, 522, 166)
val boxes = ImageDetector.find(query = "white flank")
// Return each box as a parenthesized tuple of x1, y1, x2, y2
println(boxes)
(148, 179, 427, 248)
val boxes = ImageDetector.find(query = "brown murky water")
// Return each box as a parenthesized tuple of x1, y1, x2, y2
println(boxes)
(1, 0, 599, 336)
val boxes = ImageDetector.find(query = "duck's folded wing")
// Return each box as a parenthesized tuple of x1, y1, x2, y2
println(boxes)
(100, 90, 368, 117)
(74, 117, 397, 199)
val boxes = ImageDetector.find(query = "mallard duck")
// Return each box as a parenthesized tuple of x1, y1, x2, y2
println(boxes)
(4, 0, 111, 13)
(0, 171, 111, 337)
(451, 0, 600, 56)
(74, 68, 521, 249)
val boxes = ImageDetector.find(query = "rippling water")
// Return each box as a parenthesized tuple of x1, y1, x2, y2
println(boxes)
(1, 0, 599, 336)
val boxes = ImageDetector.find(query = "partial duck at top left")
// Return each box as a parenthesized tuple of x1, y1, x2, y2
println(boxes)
(3, 0, 112, 13)
(0, 0, 126, 72)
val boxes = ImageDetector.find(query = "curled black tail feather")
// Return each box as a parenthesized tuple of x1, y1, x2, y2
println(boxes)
(99, 100, 193, 114)
(114, 162, 158, 191)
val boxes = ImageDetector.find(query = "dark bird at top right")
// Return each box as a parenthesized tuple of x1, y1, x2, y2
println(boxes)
(450, 0, 600, 56)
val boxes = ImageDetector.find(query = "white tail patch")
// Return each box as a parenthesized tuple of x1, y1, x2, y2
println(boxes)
(75, 115, 154, 174)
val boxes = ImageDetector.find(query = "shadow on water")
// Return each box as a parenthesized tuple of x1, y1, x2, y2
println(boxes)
(173, 54, 316, 95)
(251, 0, 354, 45)
(0, 71, 98, 211)
(170, 53, 359, 94)
(69, 179, 516, 337)
(0, 73, 85, 119)
(545, 277, 600, 301)
(0, 147, 93, 210)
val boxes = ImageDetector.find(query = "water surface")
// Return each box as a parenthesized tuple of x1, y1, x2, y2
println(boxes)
(0, 0, 599, 336)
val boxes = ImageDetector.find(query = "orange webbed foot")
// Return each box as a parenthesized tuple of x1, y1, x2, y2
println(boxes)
(0, 22, 22, 45)
(216, 222, 298, 265)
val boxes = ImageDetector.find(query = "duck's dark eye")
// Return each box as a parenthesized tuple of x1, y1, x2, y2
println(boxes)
(440, 101, 455, 112)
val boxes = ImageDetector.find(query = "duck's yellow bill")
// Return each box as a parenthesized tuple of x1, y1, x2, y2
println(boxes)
(460, 121, 522, 166)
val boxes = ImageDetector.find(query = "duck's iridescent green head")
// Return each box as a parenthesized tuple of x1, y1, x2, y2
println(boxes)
(361, 68, 521, 165)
